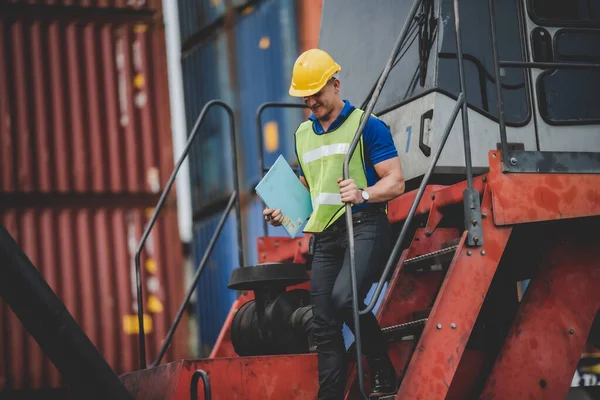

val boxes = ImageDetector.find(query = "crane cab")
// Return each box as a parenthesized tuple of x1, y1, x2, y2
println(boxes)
(318, 0, 600, 182)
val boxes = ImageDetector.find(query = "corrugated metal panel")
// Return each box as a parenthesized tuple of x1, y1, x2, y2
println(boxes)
(177, 0, 226, 43)
(177, 0, 258, 44)
(0, 19, 173, 195)
(0, 207, 187, 391)
(234, 0, 304, 191)
(4, 0, 162, 11)
(192, 212, 240, 356)
(181, 29, 235, 212)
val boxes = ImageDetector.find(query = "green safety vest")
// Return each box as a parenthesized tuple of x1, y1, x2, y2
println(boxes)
(295, 108, 368, 233)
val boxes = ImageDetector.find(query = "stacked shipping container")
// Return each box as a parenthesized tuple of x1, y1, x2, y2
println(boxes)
(0, 1, 187, 393)
(179, 0, 322, 354)
(181, 29, 235, 212)
(233, 0, 302, 191)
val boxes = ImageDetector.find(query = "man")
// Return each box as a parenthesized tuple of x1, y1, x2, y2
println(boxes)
(264, 48, 405, 399)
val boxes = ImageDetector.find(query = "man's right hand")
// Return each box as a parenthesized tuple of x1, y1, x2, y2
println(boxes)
(263, 208, 283, 226)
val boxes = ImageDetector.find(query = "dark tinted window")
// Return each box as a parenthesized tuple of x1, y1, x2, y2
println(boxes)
(537, 30, 600, 123)
(438, 0, 529, 124)
(530, 0, 600, 26)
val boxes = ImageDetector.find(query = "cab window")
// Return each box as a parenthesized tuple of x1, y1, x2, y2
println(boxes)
(537, 30, 600, 124)
(530, 0, 600, 27)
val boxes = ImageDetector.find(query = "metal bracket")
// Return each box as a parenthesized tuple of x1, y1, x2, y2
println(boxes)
(504, 151, 600, 174)
(463, 188, 483, 247)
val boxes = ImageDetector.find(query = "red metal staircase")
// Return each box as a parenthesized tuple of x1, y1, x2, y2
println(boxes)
(120, 152, 600, 400)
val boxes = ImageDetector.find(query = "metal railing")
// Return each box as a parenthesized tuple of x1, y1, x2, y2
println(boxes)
(191, 369, 212, 400)
(256, 102, 307, 237)
(342, 0, 424, 397)
(135, 100, 244, 370)
(346, 0, 600, 396)
(343, 0, 488, 396)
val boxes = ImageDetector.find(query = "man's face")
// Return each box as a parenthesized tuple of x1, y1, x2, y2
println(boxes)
(303, 78, 340, 120)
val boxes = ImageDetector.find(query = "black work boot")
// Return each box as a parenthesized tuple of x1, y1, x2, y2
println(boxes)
(368, 355, 397, 398)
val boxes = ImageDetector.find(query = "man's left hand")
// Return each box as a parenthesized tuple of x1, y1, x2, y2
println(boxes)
(338, 178, 363, 204)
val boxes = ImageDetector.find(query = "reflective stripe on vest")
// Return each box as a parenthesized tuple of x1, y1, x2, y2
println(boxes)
(302, 143, 350, 164)
(295, 109, 368, 233)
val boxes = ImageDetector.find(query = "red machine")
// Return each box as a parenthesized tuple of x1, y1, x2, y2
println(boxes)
(119, 0, 600, 398)
(1, 0, 599, 399)
(119, 151, 600, 399)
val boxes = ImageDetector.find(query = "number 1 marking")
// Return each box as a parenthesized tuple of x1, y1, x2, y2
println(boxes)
(405, 126, 412, 153)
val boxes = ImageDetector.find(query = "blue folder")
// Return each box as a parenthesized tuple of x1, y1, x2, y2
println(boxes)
(255, 155, 313, 238)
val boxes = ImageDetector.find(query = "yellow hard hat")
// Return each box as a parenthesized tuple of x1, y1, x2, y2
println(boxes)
(289, 49, 341, 97)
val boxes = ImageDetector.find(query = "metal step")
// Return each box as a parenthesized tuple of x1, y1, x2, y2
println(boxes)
(372, 394, 397, 400)
(402, 245, 459, 272)
(381, 318, 428, 342)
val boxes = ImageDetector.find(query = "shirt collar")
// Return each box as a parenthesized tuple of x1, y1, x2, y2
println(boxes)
(308, 99, 355, 122)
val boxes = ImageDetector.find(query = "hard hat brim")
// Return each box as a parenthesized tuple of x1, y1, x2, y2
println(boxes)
(288, 85, 323, 98)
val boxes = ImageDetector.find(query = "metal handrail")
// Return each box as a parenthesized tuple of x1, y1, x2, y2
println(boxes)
(499, 61, 600, 70)
(135, 100, 244, 369)
(342, 0, 423, 398)
(452, 0, 483, 248)
(191, 369, 212, 400)
(360, 94, 464, 317)
(347, 0, 600, 396)
(152, 192, 237, 367)
(256, 102, 308, 237)
(488, 0, 510, 167)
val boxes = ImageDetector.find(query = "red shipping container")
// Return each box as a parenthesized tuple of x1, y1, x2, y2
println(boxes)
(0, 206, 188, 391)
(3, 0, 162, 11)
(0, 19, 173, 197)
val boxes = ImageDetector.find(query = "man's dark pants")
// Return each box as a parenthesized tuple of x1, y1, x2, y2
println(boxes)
(310, 211, 392, 399)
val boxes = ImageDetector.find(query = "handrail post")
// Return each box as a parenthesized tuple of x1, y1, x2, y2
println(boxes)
(342, 0, 423, 398)
(256, 102, 307, 237)
(152, 192, 237, 367)
(361, 93, 465, 316)
(452, 0, 483, 247)
(135, 100, 242, 370)
(191, 369, 212, 400)
(487, 0, 509, 168)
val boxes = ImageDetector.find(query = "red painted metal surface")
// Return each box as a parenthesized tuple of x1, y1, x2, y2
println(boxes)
(121, 356, 319, 400)
(0, 19, 173, 199)
(481, 224, 600, 400)
(488, 151, 600, 225)
(445, 349, 487, 400)
(425, 176, 486, 232)
(257, 235, 311, 263)
(0, 207, 187, 391)
(387, 185, 446, 224)
(297, 0, 322, 54)
(397, 188, 512, 399)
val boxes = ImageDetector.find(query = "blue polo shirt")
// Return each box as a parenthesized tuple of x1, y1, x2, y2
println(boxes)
(297, 100, 398, 211)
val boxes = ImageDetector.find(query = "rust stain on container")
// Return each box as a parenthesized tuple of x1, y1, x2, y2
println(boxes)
(0, 207, 187, 391)
(0, 20, 173, 195)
